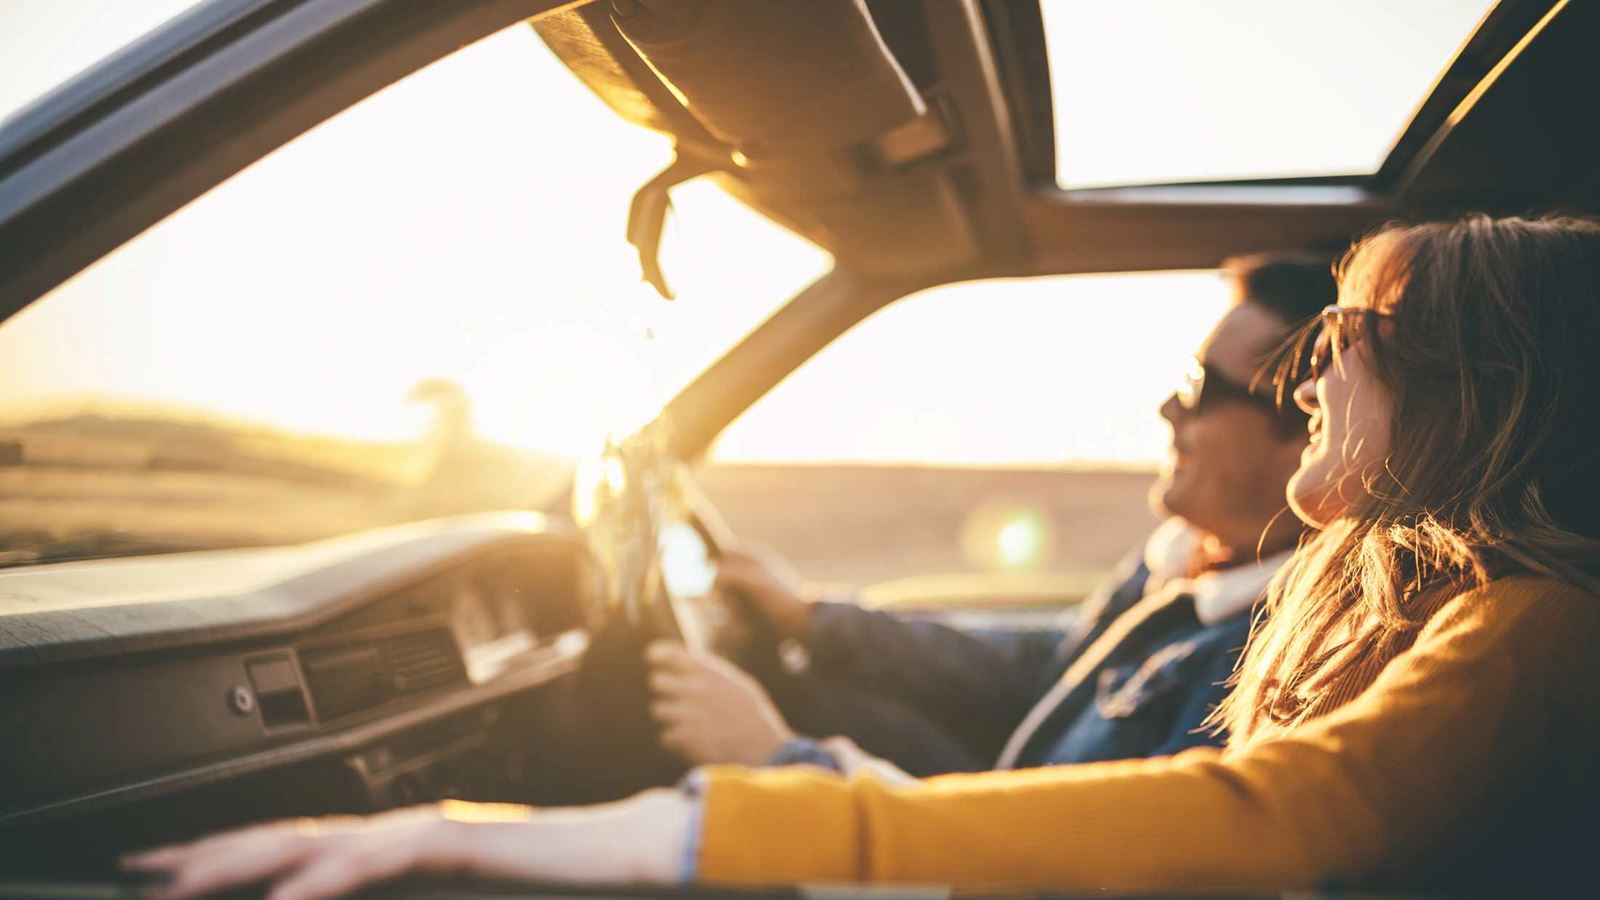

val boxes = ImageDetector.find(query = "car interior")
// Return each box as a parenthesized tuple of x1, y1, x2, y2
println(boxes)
(1, 1, 1598, 897)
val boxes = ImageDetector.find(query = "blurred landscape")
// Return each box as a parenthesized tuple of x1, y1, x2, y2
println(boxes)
(0, 405, 571, 565)
(697, 463, 1158, 589)
(0, 406, 1156, 586)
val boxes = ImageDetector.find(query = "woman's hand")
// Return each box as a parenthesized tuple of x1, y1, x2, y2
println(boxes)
(121, 792, 692, 900)
(647, 640, 795, 766)
(714, 546, 814, 640)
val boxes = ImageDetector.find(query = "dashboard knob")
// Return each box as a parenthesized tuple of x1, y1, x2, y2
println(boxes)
(227, 684, 256, 716)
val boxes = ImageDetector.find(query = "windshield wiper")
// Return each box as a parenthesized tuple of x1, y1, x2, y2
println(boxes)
(0, 532, 220, 570)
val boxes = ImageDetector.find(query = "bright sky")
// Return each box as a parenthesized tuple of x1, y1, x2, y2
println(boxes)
(1045, 0, 1496, 187)
(0, 21, 829, 459)
(0, 3, 1493, 467)
(713, 271, 1231, 465)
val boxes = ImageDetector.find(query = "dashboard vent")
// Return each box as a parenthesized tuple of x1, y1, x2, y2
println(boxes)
(381, 628, 463, 693)
(300, 642, 387, 721)
(300, 626, 464, 722)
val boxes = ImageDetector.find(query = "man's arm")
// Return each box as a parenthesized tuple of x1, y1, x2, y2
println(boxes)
(803, 602, 1067, 746)
(717, 547, 1088, 745)
(800, 544, 1154, 744)
(646, 639, 927, 788)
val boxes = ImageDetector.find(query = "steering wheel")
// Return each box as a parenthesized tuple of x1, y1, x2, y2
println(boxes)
(576, 438, 747, 652)
(566, 434, 781, 795)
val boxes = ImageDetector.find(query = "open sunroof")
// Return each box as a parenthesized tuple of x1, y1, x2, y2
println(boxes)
(1041, 0, 1497, 189)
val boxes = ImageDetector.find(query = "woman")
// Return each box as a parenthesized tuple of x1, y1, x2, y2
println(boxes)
(128, 215, 1600, 897)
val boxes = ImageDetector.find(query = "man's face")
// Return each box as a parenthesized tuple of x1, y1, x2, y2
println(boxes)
(1151, 303, 1309, 548)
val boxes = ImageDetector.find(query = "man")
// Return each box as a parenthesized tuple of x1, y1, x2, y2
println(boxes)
(646, 255, 1334, 778)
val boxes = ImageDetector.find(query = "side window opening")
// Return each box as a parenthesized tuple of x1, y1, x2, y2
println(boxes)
(702, 272, 1230, 597)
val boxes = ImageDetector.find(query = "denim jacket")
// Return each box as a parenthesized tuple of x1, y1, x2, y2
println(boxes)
(795, 526, 1275, 771)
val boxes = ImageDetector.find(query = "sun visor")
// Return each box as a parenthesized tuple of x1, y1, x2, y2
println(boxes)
(532, 6, 716, 143)
(608, 0, 926, 156)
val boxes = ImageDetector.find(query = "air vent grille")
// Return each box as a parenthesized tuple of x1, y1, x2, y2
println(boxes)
(300, 626, 464, 722)
(381, 628, 462, 692)
(300, 643, 386, 721)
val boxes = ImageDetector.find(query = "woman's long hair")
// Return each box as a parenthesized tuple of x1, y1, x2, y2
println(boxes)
(1218, 214, 1600, 744)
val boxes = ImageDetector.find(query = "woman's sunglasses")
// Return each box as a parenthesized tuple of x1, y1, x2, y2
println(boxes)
(1307, 304, 1394, 380)
(1180, 306, 1395, 421)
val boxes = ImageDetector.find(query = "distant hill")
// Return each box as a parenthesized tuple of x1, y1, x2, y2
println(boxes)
(0, 411, 572, 554)
(696, 462, 1158, 588)
(0, 407, 1159, 589)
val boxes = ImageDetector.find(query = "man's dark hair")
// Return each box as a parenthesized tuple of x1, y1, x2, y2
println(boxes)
(1222, 253, 1337, 329)
(1220, 253, 1336, 435)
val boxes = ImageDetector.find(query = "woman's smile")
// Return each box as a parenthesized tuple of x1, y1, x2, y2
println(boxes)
(1306, 411, 1323, 445)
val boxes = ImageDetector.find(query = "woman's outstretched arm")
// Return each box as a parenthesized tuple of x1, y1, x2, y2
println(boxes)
(698, 575, 1600, 891)
(124, 792, 692, 900)
(124, 575, 1600, 898)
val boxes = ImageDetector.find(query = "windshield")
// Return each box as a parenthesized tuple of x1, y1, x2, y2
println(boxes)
(0, 23, 830, 565)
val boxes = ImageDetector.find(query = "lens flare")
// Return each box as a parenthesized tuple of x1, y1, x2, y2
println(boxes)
(961, 500, 1054, 571)
(571, 451, 628, 527)
(997, 516, 1045, 569)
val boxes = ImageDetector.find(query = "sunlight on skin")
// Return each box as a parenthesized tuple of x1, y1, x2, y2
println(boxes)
(1289, 311, 1396, 529)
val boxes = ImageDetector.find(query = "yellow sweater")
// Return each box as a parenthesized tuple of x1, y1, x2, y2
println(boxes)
(697, 575, 1600, 893)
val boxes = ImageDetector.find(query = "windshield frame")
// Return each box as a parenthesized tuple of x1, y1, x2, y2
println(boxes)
(0, 0, 263, 163)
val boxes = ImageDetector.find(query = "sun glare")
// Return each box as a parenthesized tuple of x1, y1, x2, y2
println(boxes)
(0, 5, 1479, 472)
(0, 24, 828, 460)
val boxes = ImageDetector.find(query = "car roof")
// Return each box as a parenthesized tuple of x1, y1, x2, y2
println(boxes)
(531, 0, 1597, 280)
(1, 0, 1595, 320)
(0, 0, 1595, 456)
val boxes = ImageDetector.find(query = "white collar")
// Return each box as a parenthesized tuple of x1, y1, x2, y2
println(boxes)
(1142, 518, 1292, 626)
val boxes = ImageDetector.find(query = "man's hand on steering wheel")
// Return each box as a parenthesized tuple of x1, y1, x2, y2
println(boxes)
(713, 546, 814, 641)
(646, 640, 795, 766)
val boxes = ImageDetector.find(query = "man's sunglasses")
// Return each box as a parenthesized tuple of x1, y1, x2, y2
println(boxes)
(1178, 306, 1394, 421)
(1175, 358, 1294, 419)
(1307, 304, 1394, 380)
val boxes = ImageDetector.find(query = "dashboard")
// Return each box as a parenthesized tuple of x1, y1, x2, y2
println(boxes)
(0, 494, 1461, 900)
(0, 512, 605, 876)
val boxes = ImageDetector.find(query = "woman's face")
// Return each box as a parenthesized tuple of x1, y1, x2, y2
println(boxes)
(1288, 295, 1396, 529)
